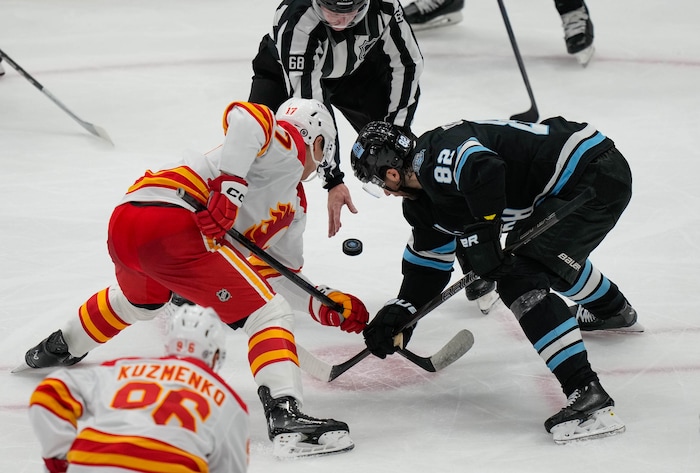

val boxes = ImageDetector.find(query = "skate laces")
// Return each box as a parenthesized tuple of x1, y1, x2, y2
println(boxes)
(561, 7, 588, 38)
(414, 0, 445, 14)
(575, 305, 598, 324)
(564, 388, 583, 408)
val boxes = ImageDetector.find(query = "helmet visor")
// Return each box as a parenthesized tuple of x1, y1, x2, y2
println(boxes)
(312, 0, 369, 30)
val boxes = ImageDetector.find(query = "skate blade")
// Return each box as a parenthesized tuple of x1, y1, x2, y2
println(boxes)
(11, 362, 55, 375)
(581, 321, 646, 333)
(614, 321, 645, 333)
(411, 12, 463, 31)
(551, 407, 626, 444)
(272, 431, 354, 459)
(10, 362, 32, 374)
(574, 45, 595, 67)
(477, 291, 501, 315)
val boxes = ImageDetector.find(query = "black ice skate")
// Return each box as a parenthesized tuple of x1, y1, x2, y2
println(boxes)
(544, 380, 625, 444)
(571, 301, 644, 332)
(465, 278, 500, 314)
(258, 386, 354, 458)
(404, 0, 464, 31)
(560, 4, 595, 66)
(14, 330, 87, 373)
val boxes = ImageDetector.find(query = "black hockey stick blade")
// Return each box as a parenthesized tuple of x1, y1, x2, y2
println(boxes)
(297, 329, 475, 382)
(510, 107, 539, 123)
(396, 329, 475, 372)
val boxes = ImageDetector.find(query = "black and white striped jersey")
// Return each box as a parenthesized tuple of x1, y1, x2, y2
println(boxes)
(267, 0, 423, 126)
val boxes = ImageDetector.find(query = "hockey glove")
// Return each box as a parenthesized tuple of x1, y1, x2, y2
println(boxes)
(43, 458, 69, 473)
(363, 299, 417, 359)
(309, 286, 369, 334)
(196, 174, 248, 240)
(459, 220, 513, 281)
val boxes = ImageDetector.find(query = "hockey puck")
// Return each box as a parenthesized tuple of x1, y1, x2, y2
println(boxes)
(342, 238, 363, 256)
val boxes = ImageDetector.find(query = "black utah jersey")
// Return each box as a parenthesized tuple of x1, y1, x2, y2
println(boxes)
(397, 117, 615, 305)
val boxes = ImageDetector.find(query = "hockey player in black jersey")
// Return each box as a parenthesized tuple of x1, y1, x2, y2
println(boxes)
(350, 118, 641, 443)
(248, 0, 423, 238)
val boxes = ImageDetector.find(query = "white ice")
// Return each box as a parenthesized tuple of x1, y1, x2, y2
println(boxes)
(1, 1, 699, 472)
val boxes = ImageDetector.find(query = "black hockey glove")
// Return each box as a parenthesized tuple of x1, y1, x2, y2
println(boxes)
(459, 220, 513, 281)
(363, 299, 417, 359)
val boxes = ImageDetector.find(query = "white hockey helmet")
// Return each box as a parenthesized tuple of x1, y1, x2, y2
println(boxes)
(276, 97, 337, 171)
(165, 304, 227, 371)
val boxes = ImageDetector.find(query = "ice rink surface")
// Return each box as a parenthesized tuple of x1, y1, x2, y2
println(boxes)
(1, 1, 699, 471)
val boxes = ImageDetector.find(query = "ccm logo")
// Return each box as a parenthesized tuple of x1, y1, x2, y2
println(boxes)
(225, 187, 245, 204)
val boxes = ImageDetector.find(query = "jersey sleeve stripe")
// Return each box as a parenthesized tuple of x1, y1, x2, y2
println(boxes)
(30, 378, 83, 427)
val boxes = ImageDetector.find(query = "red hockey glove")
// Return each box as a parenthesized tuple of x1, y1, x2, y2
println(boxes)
(43, 458, 69, 473)
(196, 174, 248, 240)
(309, 286, 369, 333)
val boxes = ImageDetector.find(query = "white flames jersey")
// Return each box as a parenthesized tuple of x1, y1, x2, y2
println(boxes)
(121, 101, 309, 272)
(29, 356, 249, 473)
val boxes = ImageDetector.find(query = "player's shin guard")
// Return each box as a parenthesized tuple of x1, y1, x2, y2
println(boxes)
(63, 285, 169, 356)
(244, 294, 304, 401)
(510, 289, 594, 396)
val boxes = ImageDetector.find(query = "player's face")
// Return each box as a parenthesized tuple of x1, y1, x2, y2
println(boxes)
(302, 136, 325, 180)
(319, 7, 360, 31)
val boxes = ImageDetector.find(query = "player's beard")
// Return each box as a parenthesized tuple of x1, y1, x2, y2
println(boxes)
(397, 185, 422, 199)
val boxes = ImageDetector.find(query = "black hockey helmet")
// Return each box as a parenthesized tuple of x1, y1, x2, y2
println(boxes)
(350, 121, 415, 187)
(314, 0, 368, 13)
(312, 0, 369, 29)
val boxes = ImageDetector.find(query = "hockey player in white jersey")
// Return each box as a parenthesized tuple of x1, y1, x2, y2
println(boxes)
(19, 98, 367, 458)
(28, 304, 249, 473)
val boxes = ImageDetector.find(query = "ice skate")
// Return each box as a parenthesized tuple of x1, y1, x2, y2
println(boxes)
(571, 301, 644, 332)
(465, 278, 500, 314)
(258, 386, 354, 458)
(12, 330, 87, 373)
(560, 4, 595, 66)
(545, 380, 625, 444)
(404, 0, 464, 31)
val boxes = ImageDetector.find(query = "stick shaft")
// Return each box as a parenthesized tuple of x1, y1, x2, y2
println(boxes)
(0, 48, 113, 144)
(176, 188, 343, 312)
(497, 0, 539, 122)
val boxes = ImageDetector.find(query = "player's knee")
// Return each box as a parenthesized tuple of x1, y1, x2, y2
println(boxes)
(509, 289, 549, 320)
(243, 294, 294, 335)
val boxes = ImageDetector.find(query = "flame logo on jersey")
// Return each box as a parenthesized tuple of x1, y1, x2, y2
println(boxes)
(244, 203, 296, 249)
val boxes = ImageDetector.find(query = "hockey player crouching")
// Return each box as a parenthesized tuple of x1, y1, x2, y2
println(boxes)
(29, 305, 249, 473)
(19, 98, 368, 458)
(351, 118, 640, 443)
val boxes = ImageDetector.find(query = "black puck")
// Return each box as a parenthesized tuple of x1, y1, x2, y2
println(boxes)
(342, 238, 363, 256)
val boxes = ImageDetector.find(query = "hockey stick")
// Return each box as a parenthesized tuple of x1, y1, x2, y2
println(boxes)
(176, 188, 461, 373)
(177, 188, 344, 310)
(318, 187, 596, 382)
(0, 48, 113, 145)
(497, 0, 539, 122)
